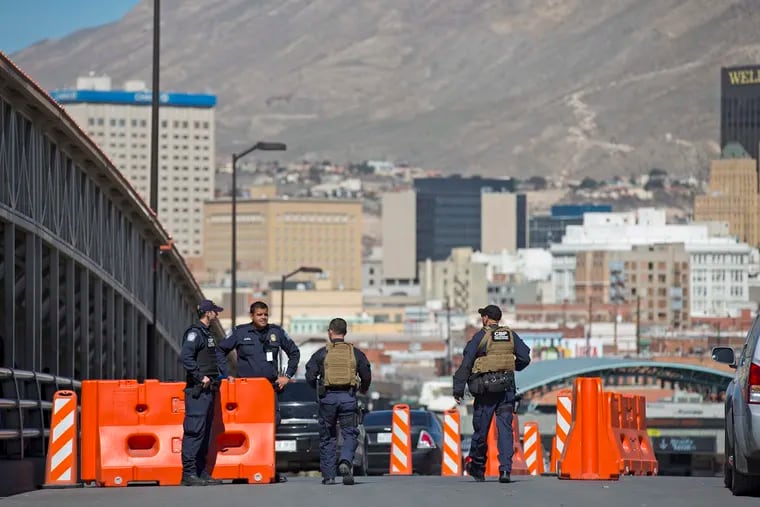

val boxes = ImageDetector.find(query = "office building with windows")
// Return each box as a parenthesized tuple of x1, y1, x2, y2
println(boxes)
(721, 65, 760, 168)
(50, 75, 216, 258)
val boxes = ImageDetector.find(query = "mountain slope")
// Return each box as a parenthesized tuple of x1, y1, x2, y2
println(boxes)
(11, 0, 760, 178)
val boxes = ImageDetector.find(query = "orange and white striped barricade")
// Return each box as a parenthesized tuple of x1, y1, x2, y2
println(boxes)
(523, 422, 544, 475)
(43, 390, 82, 488)
(550, 390, 572, 474)
(389, 403, 413, 475)
(441, 408, 462, 476)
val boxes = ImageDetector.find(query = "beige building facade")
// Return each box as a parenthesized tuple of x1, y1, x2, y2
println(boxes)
(381, 190, 417, 281)
(204, 197, 363, 290)
(419, 247, 488, 311)
(575, 244, 690, 328)
(694, 144, 760, 247)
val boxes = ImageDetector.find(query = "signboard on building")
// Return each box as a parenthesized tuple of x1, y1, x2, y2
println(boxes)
(651, 436, 716, 454)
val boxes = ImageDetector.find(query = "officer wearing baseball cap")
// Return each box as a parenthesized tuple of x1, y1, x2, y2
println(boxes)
(453, 304, 531, 483)
(180, 299, 228, 486)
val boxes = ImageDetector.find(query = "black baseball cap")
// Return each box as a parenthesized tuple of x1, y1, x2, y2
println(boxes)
(198, 299, 223, 313)
(478, 304, 502, 321)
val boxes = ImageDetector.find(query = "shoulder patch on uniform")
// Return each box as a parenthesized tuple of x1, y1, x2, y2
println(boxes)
(270, 333, 277, 342)
(187, 332, 197, 342)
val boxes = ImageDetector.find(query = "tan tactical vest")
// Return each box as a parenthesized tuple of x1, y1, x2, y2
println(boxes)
(471, 325, 516, 374)
(323, 341, 358, 387)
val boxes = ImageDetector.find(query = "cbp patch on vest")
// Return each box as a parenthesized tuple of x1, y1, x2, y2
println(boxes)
(187, 332, 197, 342)
(493, 330, 512, 341)
(270, 333, 277, 342)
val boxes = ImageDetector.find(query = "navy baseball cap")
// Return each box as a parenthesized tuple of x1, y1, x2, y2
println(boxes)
(198, 299, 223, 313)
(478, 304, 502, 321)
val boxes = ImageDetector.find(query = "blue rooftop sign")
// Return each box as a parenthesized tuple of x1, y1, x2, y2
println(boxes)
(49, 89, 216, 108)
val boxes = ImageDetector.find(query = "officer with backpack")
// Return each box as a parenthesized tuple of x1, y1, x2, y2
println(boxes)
(453, 305, 531, 484)
(305, 318, 372, 486)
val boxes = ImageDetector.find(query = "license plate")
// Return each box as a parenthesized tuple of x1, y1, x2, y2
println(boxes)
(376, 432, 392, 444)
(276, 440, 297, 452)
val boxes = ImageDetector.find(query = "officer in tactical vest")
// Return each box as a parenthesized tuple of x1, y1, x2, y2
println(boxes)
(181, 299, 229, 486)
(453, 305, 531, 484)
(305, 318, 372, 486)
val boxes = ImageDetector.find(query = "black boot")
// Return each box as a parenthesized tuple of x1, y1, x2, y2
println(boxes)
(200, 471, 222, 485)
(321, 477, 336, 485)
(499, 471, 511, 483)
(181, 475, 208, 486)
(339, 460, 355, 485)
(464, 459, 485, 482)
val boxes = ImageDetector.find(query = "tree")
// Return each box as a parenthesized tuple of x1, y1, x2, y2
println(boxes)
(579, 177, 598, 189)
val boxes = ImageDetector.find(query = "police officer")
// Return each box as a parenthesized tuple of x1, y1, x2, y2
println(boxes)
(215, 300, 300, 483)
(181, 299, 228, 486)
(305, 318, 371, 486)
(453, 304, 531, 484)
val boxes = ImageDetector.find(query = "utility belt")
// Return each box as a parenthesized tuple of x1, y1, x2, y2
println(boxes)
(318, 383, 356, 397)
(187, 377, 222, 399)
(467, 370, 515, 396)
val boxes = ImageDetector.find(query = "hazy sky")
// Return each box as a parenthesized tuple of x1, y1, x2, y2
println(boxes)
(0, 0, 140, 54)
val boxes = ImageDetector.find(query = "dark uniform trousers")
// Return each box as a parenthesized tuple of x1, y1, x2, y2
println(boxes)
(469, 390, 514, 474)
(182, 389, 216, 477)
(318, 390, 359, 479)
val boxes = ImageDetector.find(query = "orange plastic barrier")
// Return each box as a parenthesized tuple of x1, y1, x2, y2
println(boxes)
(557, 377, 621, 480)
(389, 404, 413, 475)
(206, 378, 275, 483)
(81, 380, 186, 486)
(607, 393, 641, 475)
(81, 378, 277, 486)
(485, 412, 529, 477)
(523, 422, 544, 475)
(43, 390, 81, 488)
(634, 395, 658, 476)
(550, 389, 572, 473)
(441, 408, 462, 476)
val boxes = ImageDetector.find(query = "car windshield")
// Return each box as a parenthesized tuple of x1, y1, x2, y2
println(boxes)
(363, 411, 430, 426)
(278, 382, 317, 402)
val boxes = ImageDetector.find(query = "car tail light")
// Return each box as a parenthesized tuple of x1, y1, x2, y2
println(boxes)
(749, 362, 760, 404)
(417, 430, 436, 449)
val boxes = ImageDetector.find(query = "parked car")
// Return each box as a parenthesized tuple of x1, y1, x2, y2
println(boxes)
(275, 380, 368, 475)
(363, 409, 443, 475)
(712, 316, 760, 496)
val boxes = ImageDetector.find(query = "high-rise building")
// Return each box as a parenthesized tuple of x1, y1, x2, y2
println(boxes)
(203, 198, 363, 290)
(694, 143, 760, 247)
(50, 75, 216, 258)
(413, 177, 523, 262)
(721, 65, 760, 165)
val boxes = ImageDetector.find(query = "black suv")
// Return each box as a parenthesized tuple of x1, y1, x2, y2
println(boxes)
(275, 380, 368, 475)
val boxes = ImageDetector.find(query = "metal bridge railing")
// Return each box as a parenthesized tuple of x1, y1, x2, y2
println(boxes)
(0, 368, 81, 460)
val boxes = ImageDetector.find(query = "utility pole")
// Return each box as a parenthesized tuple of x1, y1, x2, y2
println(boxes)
(635, 295, 641, 357)
(586, 297, 592, 357)
(446, 297, 452, 375)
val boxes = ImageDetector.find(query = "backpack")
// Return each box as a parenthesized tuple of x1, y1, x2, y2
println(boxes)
(323, 341, 358, 387)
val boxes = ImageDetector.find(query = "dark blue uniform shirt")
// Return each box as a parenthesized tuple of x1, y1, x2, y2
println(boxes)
(453, 326, 531, 398)
(215, 323, 300, 380)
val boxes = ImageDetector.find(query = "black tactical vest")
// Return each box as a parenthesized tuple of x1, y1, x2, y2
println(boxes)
(190, 324, 219, 378)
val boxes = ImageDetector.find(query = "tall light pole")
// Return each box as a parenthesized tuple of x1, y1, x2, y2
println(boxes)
(147, 0, 161, 380)
(230, 142, 286, 328)
(280, 266, 323, 326)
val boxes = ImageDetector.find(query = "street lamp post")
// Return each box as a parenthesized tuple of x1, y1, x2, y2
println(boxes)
(230, 142, 286, 328)
(147, 0, 161, 380)
(280, 266, 323, 326)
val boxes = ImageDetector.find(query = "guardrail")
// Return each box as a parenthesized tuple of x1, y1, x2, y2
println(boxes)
(0, 368, 81, 459)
